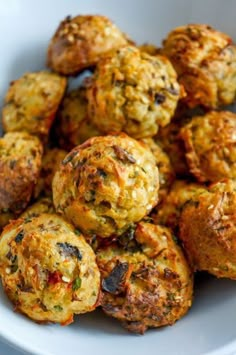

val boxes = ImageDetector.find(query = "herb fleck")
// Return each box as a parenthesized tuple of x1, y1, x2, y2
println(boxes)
(54, 305, 63, 312)
(15, 230, 25, 243)
(72, 277, 82, 291)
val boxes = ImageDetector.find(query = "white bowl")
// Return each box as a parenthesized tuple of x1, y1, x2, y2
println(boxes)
(1, 1, 236, 354)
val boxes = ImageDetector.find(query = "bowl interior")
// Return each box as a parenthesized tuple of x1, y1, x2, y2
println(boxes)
(1, 1, 236, 355)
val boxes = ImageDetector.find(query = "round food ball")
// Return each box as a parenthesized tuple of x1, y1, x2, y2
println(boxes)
(154, 180, 206, 233)
(0, 132, 43, 214)
(140, 138, 175, 201)
(96, 221, 193, 333)
(179, 179, 236, 279)
(34, 148, 67, 198)
(180, 110, 236, 182)
(2, 71, 67, 139)
(21, 197, 55, 220)
(53, 133, 159, 238)
(162, 24, 236, 108)
(56, 87, 100, 150)
(0, 213, 100, 324)
(47, 15, 129, 75)
(87, 46, 182, 139)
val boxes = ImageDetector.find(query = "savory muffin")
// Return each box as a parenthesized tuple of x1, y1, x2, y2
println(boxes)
(20, 197, 55, 220)
(157, 119, 189, 177)
(180, 111, 236, 182)
(56, 87, 100, 150)
(0, 214, 100, 324)
(2, 71, 67, 139)
(47, 15, 129, 75)
(154, 180, 206, 233)
(96, 221, 193, 333)
(0, 132, 43, 215)
(140, 138, 175, 201)
(179, 179, 236, 279)
(162, 24, 236, 108)
(53, 133, 159, 238)
(34, 148, 67, 198)
(87, 46, 182, 139)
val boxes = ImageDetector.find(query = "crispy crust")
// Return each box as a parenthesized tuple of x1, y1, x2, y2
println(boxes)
(87, 46, 182, 139)
(180, 110, 236, 182)
(96, 222, 193, 333)
(2, 71, 67, 139)
(0, 132, 43, 214)
(47, 15, 128, 75)
(0, 214, 100, 324)
(154, 180, 206, 232)
(56, 87, 100, 150)
(34, 148, 67, 198)
(140, 138, 175, 202)
(162, 24, 236, 108)
(179, 180, 236, 279)
(53, 133, 159, 238)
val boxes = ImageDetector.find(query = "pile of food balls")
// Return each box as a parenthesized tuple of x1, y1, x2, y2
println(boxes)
(0, 15, 235, 334)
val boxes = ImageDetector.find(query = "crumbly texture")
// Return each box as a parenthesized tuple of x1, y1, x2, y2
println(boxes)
(56, 87, 100, 150)
(138, 43, 160, 56)
(162, 24, 236, 108)
(180, 110, 236, 182)
(0, 132, 43, 214)
(34, 148, 67, 198)
(96, 222, 193, 333)
(179, 180, 236, 279)
(21, 197, 55, 220)
(157, 118, 190, 177)
(47, 15, 129, 75)
(2, 71, 67, 139)
(0, 214, 100, 324)
(53, 133, 159, 238)
(140, 138, 175, 202)
(154, 180, 206, 233)
(87, 46, 182, 139)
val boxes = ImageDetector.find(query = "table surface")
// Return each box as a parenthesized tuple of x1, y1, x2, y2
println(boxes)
(0, 340, 25, 355)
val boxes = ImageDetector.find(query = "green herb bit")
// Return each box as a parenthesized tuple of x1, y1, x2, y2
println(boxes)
(72, 277, 82, 291)
(54, 305, 63, 312)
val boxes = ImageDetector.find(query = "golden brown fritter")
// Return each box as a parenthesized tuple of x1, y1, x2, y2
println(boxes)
(56, 87, 100, 150)
(0, 132, 43, 214)
(47, 15, 129, 75)
(53, 133, 159, 238)
(0, 214, 100, 324)
(156, 119, 189, 177)
(96, 221, 193, 334)
(162, 24, 236, 108)
(138, 43, 160, 56)
(140, 138, 175, 201)
(179, 179, 236, 279)
(154, 180, 206, 232)
(180, 111, 236, 182)
(87, 46, 182, 139)
(2, 71, 67, 139)
(34, 148, 67, 198)
(21, 197, 55, 220)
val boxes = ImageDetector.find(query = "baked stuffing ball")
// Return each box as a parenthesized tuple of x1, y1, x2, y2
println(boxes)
(140, 138, 175, 201)
(180, 110, 236, 182)
(87, 46, 182, 139)
(96, 221, 193, 333)
(21, 197, 55, 220)
(47, 15, 129, 75)
(179, 179, 236, 279)
(0, 214, 100, 324)
(2, 71, 67, 139)
(162, 24, 236, 108)
(34, 148, 67, 198)
(56, 87, 100, 150)
(157, 119, 189, 177)
(154, 180, 206, 232)
(0, 132, 43, 215)
(53, 133, 159, 238)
